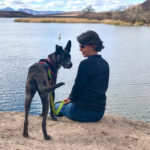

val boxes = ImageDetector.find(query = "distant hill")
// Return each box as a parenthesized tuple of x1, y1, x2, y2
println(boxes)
(0, 7, 14, 11)
(55, 11, 81, 17)
(118, 0, 150, 23)
(18, 8, 64, 15)
(0, 7, 64, 15)
(0, 11, 32, 18)
(80, 0, 150, 25)
(141, 0, 150, 11)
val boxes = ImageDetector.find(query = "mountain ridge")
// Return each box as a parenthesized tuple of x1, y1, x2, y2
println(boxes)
(0, 7, 64, 15)
(0, 11, 33, 18)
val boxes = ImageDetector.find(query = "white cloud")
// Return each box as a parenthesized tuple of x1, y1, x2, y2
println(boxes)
(67, 0, 83, 5)
(4, 0, 45, 3)
(2, 0, 45, 7)
(0, 0, 145, 11)
(64, 0, 125, 11)
(80, 0, 133, 11)
(41, 1, 65, 11)
(64, 0, 84, 11)
(1, 0, 46, 10)
(48, 1, 64, 7)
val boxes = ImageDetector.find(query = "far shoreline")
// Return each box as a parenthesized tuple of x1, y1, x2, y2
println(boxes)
(14, 17, 150, 26)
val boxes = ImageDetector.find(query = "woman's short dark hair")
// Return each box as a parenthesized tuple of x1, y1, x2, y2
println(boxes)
(77, 30, 104, 52)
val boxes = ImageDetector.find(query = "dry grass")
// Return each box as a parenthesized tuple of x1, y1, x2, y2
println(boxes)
(14, 17, 102, 23)
(99, 19, 133, 26)
(14, 17, 150, 26)
(99, 19, 150, 26)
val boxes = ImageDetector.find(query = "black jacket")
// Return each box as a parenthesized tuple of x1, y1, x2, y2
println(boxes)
(69, 55, 109, 112)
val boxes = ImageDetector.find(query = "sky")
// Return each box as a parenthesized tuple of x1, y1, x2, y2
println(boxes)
(0, 0, 146, 12)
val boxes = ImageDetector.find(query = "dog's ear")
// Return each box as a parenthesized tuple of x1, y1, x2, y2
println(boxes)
(55, 45, 63, 55)
(64, 40, 71, 53)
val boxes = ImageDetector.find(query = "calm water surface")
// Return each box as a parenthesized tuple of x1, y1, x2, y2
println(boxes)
(0, 18, 150, 122)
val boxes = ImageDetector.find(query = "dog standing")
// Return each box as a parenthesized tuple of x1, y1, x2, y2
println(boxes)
(23, 40, 72, 140)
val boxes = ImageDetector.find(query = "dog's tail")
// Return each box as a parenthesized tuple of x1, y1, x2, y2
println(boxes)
(45, 82, 65, 92)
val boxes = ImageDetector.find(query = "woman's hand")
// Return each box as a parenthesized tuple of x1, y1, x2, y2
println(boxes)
(63, 98, 71, 105)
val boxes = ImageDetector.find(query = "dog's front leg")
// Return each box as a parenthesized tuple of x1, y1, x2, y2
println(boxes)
(50, 91, 58, 121)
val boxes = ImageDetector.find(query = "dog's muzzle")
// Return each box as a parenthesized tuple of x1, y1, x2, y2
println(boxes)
(63, 62, 72, 69)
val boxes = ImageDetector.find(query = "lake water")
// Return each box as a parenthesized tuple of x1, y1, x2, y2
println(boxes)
(0, 18, 150, 122)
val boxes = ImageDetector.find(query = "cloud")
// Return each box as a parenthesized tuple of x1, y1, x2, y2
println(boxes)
(47, 1, 64, 7)
(80, 0, 138, 11)
(0, 0, 145, 11)
(2, 0, 46, 7)
(1, 0, 46, 10)
(64, 0, 84, 11)
(40, 1, 65, 11)
(63, 0, 127, 11)
(4, 0, 45, 3)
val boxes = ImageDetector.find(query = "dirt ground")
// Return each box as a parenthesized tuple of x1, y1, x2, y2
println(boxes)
(0, 111, 150, 150)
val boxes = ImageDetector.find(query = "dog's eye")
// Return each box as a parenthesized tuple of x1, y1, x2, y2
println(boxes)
(60, 55, 65, 60)
(61, 53, 70, 61)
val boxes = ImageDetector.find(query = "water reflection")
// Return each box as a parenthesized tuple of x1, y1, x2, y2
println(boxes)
(0, 18, 150, 122)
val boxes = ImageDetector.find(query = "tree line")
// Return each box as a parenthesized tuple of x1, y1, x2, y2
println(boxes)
(79, 4, 150, 24)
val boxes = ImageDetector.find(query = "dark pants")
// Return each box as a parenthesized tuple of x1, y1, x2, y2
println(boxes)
(55, 102, 105, 122)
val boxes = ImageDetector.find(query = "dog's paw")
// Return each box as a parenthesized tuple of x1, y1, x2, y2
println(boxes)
(44, 135, 51, 140)
(51, 117, 58, 121)
(39, 113, 43, 117)
(50, 115, 58, 121)
(23, 132, 29, 138)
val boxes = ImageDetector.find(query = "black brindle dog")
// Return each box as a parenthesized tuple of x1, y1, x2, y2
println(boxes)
(23, 40, 72, 140)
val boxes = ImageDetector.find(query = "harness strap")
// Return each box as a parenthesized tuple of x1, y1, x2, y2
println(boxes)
(39, 59, 57, 78)
(39, 58, 63, 115)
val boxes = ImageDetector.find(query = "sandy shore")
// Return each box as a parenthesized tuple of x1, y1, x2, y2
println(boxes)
(0, 111, 150, 150)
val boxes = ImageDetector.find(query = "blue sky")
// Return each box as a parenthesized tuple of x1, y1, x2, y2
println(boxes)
(0, 0, 146, 11)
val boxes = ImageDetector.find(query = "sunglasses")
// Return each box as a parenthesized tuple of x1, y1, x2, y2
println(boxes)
(80, 43, 93, 49)
(80, 44, 86, 49)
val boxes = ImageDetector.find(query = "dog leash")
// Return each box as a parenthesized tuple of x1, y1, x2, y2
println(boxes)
(48, 70, 64, 115)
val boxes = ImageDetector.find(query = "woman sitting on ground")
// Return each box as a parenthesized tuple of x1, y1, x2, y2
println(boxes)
(55, 30, 109, 122)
